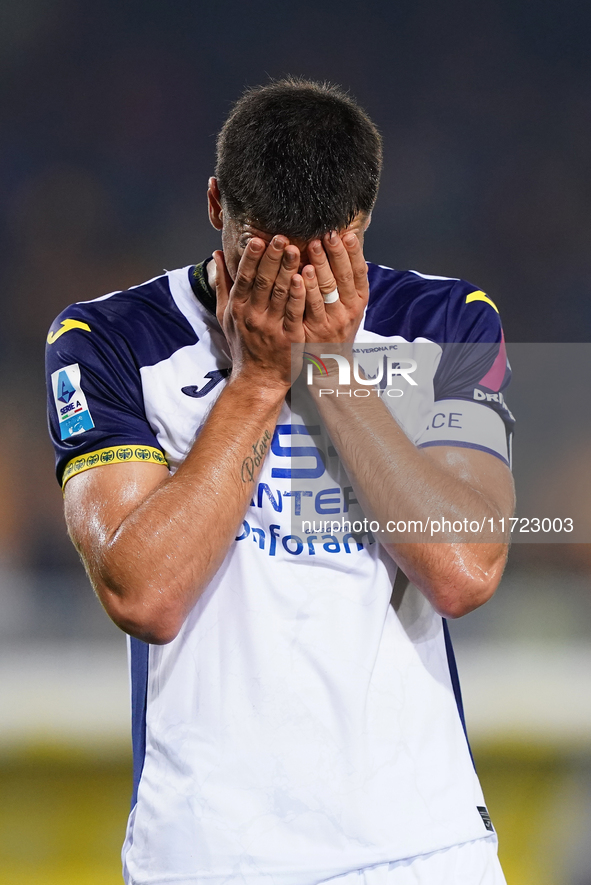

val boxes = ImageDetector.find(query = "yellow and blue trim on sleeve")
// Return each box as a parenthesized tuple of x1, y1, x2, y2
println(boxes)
(62, 445, 168, 488)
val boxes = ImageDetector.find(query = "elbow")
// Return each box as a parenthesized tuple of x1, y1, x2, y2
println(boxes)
(111, 598, 186, 644)
(80, 537, 211, 645)
(95, 577, 191, 645)
(435, 584, 495, 619)
(122, 615, 183, 645)
(390, 540, 508, 620)
(432, 565, 503, 620)
(425, 545, 508, 619)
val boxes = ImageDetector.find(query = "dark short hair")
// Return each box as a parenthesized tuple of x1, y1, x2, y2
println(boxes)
(215, 77, 382, 240)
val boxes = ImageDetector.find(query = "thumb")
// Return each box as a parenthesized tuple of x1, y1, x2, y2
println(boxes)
(213, 250, 232, 326)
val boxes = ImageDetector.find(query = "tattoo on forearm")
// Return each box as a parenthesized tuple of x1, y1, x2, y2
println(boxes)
(241, 429, 272, 483)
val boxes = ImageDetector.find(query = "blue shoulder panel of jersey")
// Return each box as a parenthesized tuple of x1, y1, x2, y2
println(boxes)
(365, 263, 514, 432)
(46, 272, 198, 485)
(366, 263, 501, 344)
(47, 272, 198, 368)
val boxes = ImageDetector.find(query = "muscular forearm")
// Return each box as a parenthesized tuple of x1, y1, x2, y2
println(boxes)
(66, 236, 309, 644)
(308, 384, 512, 617)
(68, 376, 286, 643)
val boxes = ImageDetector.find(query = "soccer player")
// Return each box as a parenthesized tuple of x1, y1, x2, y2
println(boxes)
(46, 79, 515, 884)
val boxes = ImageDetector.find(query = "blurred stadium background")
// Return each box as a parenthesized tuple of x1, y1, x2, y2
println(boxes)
(1, 0, 591, 882)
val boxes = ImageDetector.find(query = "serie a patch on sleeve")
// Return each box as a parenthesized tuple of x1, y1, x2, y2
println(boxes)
(51, 363, 95, 440)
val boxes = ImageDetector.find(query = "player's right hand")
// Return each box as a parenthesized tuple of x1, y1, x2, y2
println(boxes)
(213, 238, 306, 391)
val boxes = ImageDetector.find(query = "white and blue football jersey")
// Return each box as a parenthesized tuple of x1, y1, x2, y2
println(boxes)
(46, 260, 513, 885)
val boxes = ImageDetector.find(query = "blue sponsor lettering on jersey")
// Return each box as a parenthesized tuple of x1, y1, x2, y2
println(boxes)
(271, 424, 326, 479)
(235, 518, 372, 557)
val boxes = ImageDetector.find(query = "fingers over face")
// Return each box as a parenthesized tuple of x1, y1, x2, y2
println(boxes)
(307, 239, 338, 299)
(320, 231, 360, 306)
(283, 274, 307, 333)
(232, 236, 303, 313)
(301, 265, 327, 321)
(249, 235, 290, 309)
(342, 231, 369, 295)
(267, 244, 300, 317)
(231, 238, 267, 301)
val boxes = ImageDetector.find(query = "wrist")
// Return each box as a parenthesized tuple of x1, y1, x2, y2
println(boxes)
(304, 346, 356, 388)
(225, 369, 290, 405)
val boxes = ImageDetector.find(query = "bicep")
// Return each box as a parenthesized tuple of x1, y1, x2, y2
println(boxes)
(64, 461, 170, 560)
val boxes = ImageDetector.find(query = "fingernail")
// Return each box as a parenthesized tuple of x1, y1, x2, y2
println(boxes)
(273, 236, 284, 249)
(329, 231, 338, 244)
(311, 240, 322, 254)
(251, 240, 263, 253)
(304, 267, 314, 279)
(343, 233, 357, 247)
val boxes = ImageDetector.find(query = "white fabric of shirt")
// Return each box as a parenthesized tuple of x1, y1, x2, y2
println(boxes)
(115, 268, 508, 885)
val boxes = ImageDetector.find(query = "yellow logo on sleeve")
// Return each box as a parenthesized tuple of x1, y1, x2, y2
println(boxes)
(47, 319, 91, 344)
(465, 291, 499, 313)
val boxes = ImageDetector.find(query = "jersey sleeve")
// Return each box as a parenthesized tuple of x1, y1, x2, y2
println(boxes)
(46, 307, 168, 488)
(415, 285, 515, 466)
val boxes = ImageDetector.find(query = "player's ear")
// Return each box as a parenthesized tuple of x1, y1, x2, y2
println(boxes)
(208, 177, 224, 231)
(363, 212, 372, 231)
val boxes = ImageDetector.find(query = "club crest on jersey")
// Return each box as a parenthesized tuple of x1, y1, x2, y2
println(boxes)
(51, 363, 95, 440)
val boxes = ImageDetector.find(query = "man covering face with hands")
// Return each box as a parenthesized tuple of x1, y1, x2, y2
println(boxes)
(46, 78, 514, 885)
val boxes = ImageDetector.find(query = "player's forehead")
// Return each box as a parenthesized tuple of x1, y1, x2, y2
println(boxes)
(235, 213, 367, 248)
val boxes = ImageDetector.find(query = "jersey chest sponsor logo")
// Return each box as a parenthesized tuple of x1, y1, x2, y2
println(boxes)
(235, 518, 372, 558)
(51, 363, 95, 440)
(181, 368, 230, 398)
(237, 424, 371, 558)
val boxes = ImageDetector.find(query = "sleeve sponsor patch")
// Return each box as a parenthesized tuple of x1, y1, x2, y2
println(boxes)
(51, 363, 95, 440)
(62, 445, 168, 487)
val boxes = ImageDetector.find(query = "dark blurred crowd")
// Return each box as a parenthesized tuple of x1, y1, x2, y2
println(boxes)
(2, 0, 591, 577)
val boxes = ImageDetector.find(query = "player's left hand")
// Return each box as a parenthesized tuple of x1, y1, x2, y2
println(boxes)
(299, 230, 369, 344)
